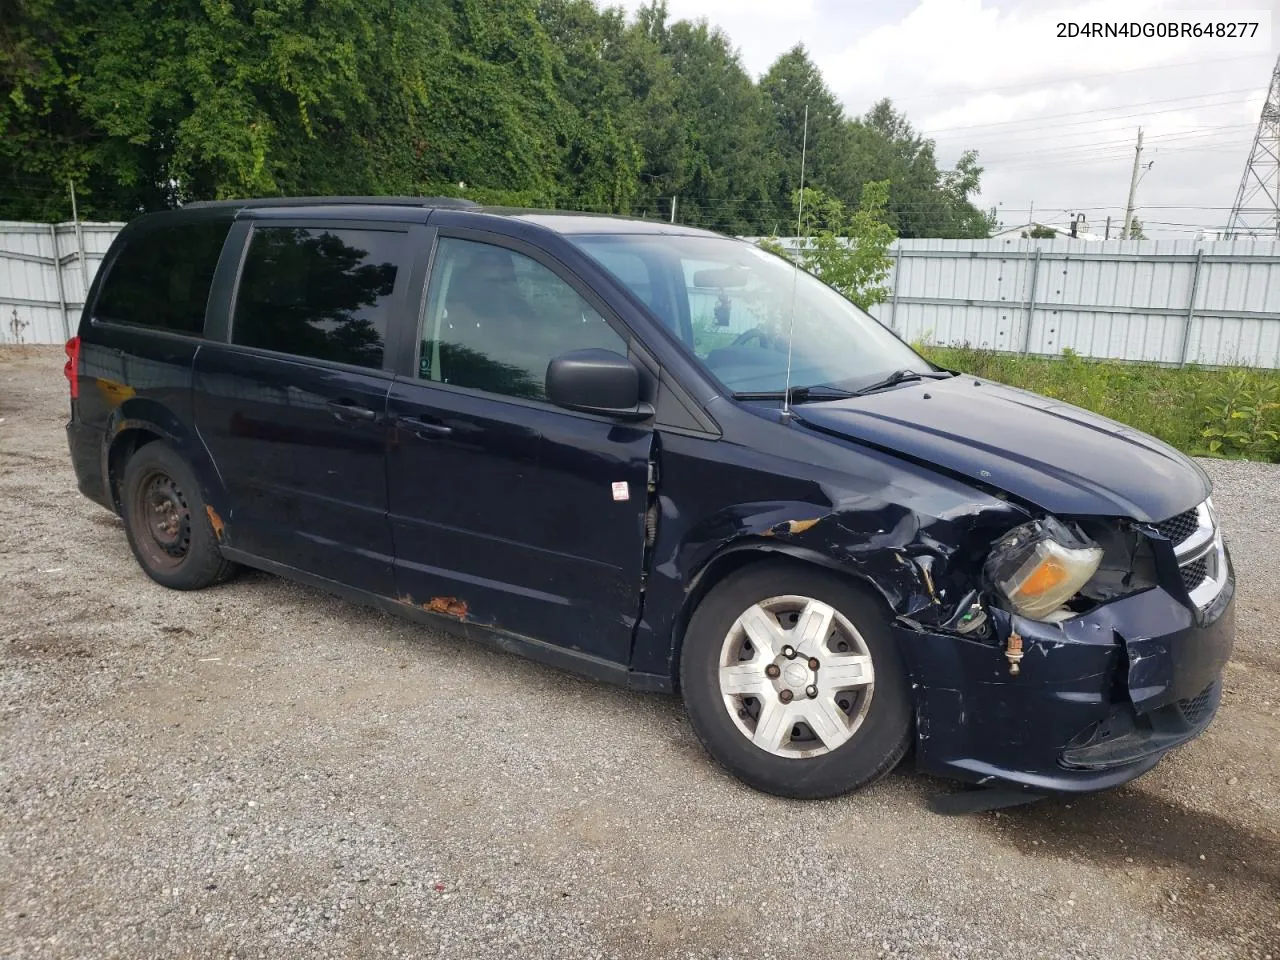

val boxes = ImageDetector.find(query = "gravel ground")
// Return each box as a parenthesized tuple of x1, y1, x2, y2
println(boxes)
(2, 344, 1278, 960)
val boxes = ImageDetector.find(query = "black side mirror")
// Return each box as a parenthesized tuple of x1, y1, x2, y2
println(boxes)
(546, 349, 653, 421)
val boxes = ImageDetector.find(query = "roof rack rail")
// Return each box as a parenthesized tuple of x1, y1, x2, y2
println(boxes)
(182, 196, 480, 210)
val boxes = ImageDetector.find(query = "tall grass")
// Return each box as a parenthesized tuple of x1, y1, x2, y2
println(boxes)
(916, 345, 1280, 464)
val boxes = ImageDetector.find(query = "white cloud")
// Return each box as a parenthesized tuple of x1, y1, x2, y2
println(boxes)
(618, 0, 1277, 236)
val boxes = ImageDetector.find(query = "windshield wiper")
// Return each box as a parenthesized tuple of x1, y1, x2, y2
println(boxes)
(850, 368, 953, 396)
(732, 384, 856, 404)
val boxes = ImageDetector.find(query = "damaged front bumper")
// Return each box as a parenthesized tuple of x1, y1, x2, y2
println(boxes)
(896, 569, 1235, 794)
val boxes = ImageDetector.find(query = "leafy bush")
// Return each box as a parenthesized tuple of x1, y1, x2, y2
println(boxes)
(1200, 370, 1280, 461)
(761, 183, 896, 310)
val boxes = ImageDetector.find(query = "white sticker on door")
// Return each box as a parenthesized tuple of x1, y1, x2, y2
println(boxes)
(611, 481, 630, 502)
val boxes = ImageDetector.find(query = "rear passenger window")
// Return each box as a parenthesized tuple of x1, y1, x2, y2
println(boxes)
(232, 226, 402, 369)
(95, 221, 229, 334)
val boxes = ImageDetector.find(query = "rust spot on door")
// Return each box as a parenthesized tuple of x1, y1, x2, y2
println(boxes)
(205, 505, 225, 541)
(423, 596, 468, 619)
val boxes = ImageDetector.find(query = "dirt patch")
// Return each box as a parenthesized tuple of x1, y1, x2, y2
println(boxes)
(3, 344, 1279, 960)
(984, 788, 1280, 948)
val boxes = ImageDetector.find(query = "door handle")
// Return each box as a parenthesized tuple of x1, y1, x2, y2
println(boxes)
(327, 400, 378, 421)
(397, 415, 453, 438)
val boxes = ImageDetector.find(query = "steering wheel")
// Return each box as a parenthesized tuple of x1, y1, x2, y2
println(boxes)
(731, 326, 772, 348)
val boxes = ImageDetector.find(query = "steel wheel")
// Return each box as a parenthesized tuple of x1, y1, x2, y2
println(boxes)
(128, 467, 192, 571)
(118, 441, 238, 590)
(719, 595, 875, 759)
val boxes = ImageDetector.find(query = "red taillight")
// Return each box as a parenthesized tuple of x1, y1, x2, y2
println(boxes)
(64, 336, 80, 399)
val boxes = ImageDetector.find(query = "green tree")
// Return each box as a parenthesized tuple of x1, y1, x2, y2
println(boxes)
(537, 0, 642, 212)
(653, 18, 773, 233)
(763, 182, 896, 310)
(854, 100, 991, 239)
(2, 0, 577, 217)
(759, 45, 855, 230)
(2, 0, 996, 237)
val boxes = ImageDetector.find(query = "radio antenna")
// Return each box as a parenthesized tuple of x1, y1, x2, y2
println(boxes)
(780, 103, 808, 420)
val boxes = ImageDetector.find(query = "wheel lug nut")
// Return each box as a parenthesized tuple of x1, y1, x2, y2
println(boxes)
(805, 684, 818, 699)
(808, 657, 820, 670)
(765, 664, 781, 678)
(779, 689, 794, 703)
(782, 645, 796, 659)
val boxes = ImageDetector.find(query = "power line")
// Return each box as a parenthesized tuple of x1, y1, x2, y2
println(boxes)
(978, 128, 1259, 167)
(987, 144, 1257, 172)
(938, 108, 1259, 147)
(978, 126, 1257, 165)
(922, 87, 1261, 136)
(888, 53, 1274, 103)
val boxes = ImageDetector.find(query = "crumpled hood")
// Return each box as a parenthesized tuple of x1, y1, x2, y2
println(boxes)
(793, 376, 1208, 522)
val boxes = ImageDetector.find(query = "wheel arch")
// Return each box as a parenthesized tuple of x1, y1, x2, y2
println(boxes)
(106, 426, 164, 511)
(101, 401, 229, 534)
(668, 541, 898, 693)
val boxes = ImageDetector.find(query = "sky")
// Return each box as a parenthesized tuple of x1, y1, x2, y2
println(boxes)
(619, 0, 1279, 238)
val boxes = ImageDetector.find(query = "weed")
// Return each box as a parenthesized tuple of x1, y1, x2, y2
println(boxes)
(1200, 370, 1280, 461)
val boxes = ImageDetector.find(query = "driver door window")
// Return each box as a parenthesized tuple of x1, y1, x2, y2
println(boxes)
(419, 238, 625, 401)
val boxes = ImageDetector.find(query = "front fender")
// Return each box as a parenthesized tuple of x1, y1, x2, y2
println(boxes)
(627, 426, 1031, 688)
(636, 491, 1026, 688)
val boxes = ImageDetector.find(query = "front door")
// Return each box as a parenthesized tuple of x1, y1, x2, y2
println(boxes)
(194, 221, 411, 595)
(385, 235, 652, 666)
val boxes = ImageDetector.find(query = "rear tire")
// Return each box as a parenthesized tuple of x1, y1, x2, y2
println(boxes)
(120, 441, 237, 590)
(680, 561, 912, 799)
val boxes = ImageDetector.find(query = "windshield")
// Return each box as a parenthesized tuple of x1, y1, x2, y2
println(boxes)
(569, 233, 926, 396)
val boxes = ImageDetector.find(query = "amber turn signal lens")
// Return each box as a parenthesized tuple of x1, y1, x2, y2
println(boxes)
(985, 520, 1103, 620)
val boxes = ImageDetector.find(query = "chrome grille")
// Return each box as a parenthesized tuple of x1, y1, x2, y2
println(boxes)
(1154, 499, 1226, 608)
(1155, 508, 1199, 545)
(1179, 556, 1208, 592)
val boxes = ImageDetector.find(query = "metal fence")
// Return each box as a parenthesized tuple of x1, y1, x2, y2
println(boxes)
(869, 237, 1280, 369)
(4, 222, 1279, 368)
(0, 221, 123, 345)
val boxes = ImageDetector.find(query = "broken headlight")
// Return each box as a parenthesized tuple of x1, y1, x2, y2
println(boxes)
(983, 517, 1103, 620)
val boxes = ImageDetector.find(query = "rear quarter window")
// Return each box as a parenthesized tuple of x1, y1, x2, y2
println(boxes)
(94, 220, 230, 335)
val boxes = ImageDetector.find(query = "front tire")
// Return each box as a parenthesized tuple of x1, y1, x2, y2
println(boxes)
(120, 441, 237, 590)
(680, 561, 912, 799)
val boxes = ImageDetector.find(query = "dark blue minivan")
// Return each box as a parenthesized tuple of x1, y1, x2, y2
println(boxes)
(64, 197, 1234, 801)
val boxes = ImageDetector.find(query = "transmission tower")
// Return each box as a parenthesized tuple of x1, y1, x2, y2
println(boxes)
(1226, 55, 1280, 238)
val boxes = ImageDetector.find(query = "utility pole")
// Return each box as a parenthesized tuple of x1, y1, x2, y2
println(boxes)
(670, 196, 677, 224)
(68, 179, 89, 295)
(1122, 127, 1143, 239)
(1105, 215, 1111, 240)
